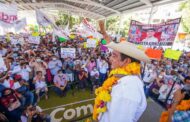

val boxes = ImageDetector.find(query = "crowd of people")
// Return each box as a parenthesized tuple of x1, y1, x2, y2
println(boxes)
(0, 32, 190, 122)
(0, 34, 111, 122)
(143, 52, 190, 108)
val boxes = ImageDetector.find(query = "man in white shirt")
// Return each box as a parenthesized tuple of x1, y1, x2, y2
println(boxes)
(94, 41, 150, 122)
(98, 58, 109, 84)
(18, 62, 31, 82)
(48, 55, 62, 76)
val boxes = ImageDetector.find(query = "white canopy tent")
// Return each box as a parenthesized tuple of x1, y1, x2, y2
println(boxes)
(1, 0, 186, 20)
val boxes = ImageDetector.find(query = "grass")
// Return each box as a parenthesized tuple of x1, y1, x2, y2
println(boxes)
(37, 88, 95, 122)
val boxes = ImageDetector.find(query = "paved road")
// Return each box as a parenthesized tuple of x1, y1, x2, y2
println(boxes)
(139, 99, 165, 122)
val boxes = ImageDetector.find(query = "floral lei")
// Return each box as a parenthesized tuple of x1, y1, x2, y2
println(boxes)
(93, 62, 141, 120)
(160, 99, 190, 122)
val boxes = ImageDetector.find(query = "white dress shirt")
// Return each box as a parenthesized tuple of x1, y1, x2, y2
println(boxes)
(142, 37, 158, 43)
(99, 75, 147, 122)
(18, 66, 31, 81)
(99, 61, 108, 74)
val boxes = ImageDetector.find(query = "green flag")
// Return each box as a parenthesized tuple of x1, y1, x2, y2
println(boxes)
(58, 37, 67, 42)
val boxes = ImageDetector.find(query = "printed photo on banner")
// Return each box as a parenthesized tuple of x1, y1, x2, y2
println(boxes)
(128, 18, 181, 46)
(61, 48, 76, 58)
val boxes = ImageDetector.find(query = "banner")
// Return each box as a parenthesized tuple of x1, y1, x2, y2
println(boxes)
(79, 19, 103, 39)
(82, 18, 96, 33)
(14, 18, 26, 31)
(0, 55, 7, 73)
(164, 49, 182, 60)
(86, 38, 97, 48)
(0, 3, 17, 27)
(128, 18, 181, 46)
(28, 36, 40, 44)
(61, 48, 76, 58)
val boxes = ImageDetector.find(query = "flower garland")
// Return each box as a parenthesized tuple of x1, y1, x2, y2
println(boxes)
(93, 62, 141, 120)
(160, 99, 190, 122)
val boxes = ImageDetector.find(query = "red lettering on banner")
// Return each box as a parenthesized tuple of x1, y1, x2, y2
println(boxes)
(0, 12, 17, 23)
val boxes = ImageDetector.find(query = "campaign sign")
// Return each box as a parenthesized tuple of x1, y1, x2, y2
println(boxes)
(61, 48, 76, 58)
(128, 18, 181, 46)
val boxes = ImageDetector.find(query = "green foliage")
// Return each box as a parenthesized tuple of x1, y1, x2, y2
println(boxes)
(106, 16, 130, 37)
(178, 0, 190, 33)
(106, 16, 120, 31)
(120, 19, 131, 37)
(55, 11, 82, 28)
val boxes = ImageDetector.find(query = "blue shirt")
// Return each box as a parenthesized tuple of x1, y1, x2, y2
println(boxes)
(48, 60, 62, 75)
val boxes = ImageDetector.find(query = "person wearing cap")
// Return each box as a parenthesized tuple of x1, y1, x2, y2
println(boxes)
(93, 41, 150, 122)
(142, 28, 158, 43)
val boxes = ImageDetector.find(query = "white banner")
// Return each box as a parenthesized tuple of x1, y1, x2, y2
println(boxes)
(82, 19, 96, 33)
(0, 55, 7, 73)
(14, 18, 26, 31)
(80, 19, 103, 39)
(0, 3, 17, 27)
(61, 48, 76, 58)
(86, 38, 97, 48)
(28, 36, 40, 44)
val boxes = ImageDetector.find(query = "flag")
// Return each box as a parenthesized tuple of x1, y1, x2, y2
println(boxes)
(64, 22, 70, 36)
(53, 29, 69, 41)
(14, 18, 27, 31)
(36, 10, 58, 29)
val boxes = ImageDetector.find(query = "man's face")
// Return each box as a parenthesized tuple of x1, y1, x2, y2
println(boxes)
(38, 72, 42, 78)
(147, 30, 155, 37)
(109, 51, 127, 69)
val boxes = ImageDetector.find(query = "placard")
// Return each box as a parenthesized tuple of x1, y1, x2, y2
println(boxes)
(145, 48, 162, 60)
(61, 48, 76, 58)
(86, 38, 97, 48)
(28, 36, 40, 44)
(164, 49, 182, 60)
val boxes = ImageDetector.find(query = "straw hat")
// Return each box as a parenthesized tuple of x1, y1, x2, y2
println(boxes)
(106, 41, 150, 62)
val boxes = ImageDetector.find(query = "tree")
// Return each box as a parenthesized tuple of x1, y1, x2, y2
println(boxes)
(178, 0, 190, 33)
(120, 19, 131, 37)
(106, 16, 120, 32)
(55, 11, 81, 29)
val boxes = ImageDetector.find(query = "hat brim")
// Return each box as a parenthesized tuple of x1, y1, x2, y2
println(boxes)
(106, 42, 150, 62)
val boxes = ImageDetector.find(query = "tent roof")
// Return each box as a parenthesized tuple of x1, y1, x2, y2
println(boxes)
(1, 0, 185, 19)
